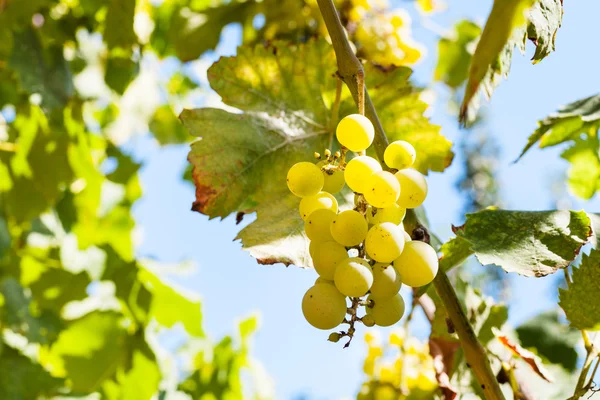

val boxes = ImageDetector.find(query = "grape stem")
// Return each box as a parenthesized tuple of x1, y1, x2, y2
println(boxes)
(315, 1, 505, 398)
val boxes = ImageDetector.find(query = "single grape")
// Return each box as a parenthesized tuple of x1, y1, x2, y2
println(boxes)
(364, 171, 401, 208)
(302, 283, 347, 330)
(305, 209, 336, 242)
(315, 276, 333, 285)
(403, 231, 412, 242)
(318, 161, 345, 194)
(330, 210, 368, 246)
(366, 204, 406, 225)
(370, 263, 402, 299)
(336, 114, 375, 152)
(366, 293, 405, 327)
(309, 240, 319, 258)
(393, 241, 439, 287)
(361, 314, 376, 327)
(334, 257, 373, 297)
(344, 156, 382, 193)
(311, 241, 349, 281)
(384, 140, 416, 170)
(365, 222, 405, 263)
(395, 169, 428, 209)
(287, 162, 324, 197)
(299, 192, 338, 220)
(328, 332, 342, 342)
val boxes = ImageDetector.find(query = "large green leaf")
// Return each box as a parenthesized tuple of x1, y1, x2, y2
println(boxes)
(518, 94, 600, 159)
(516, 310, 579, 371)
(0, 345, 63, 399)
(559, 249, 600, 331)
(460, 0, 563, 124)
(454, 209, 591, 277)
(434, 20, 481, 89)
(183, 39, 451, 268)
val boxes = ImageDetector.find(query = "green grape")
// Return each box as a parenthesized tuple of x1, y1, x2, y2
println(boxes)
(311, 241, 349, 281)
(328, 332, 342, 343)
(287, 162, 324, 197)
(305, 209, 336, 242)
(344, 156, 382, 193)
(366, 293, 405, 327)
(403, 231, 412, 242)
(361, 314, 376, 327)
(302, 283, 347, 330)
(364, 171, 401, 208)
(393, 241, 439, 287)
(384, 140, 416, 170)
(365, 222, 405, 263)
(318, 161, 345, 194)
(366, 204, 406, 225)
(395, 169, 428, 209)
(336, 114, 375, 152)
(334, 257, 373, 297)
(370, 263, 402, 299)
(299, 192, 338, 220)
(330, 210, 368, 246)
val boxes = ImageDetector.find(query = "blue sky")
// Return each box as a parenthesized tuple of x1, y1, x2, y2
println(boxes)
(131, 1, 600, 398)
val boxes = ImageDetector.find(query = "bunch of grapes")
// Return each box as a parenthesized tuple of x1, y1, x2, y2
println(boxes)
(286, 113, 439, 344)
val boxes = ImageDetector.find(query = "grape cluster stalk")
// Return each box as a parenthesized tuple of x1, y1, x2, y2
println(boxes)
(287, 114, 439, 346)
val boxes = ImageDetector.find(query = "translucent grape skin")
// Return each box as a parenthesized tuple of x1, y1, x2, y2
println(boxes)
(364, 170, 401, 208)
(395, 169, 428, 209)
(370, 263, 402, 299)
(311, 240, 349, 281)
(299, 192, 338, 220)
(287, 162, 324, 197)
(365, 222, 405, 263)
(366, 204, 406, 225)
(302, 283, 347, 330)
(317, 161, 345, 194)
(403, 231, 412, 242)
(336, 114, 375, 152)
(366, 293, 405, 327)
(334, 257, 373, 297)
(330, 210, 369, 246)
(305, 209, 336, 242)
(393, 241, 439, 287)
(384, 140, 416, 170)
(344, 156, 382, 193)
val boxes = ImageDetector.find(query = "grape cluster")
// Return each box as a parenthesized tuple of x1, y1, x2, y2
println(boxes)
(286, 113, 439, 343)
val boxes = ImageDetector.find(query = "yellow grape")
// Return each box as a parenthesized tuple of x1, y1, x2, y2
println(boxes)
(287, 162, 324, 197)
(305, 209, 336, 242)
(315, 276, 333, 285)
(384, 140, 416, 170)
(318, 161, 345, 194)
(330, 210, 368, 246)
(403, 231, 412, 242)
(302, 283, 347, 330)
(334, 257, 373, 297)
(366, 293, 405, 327)
(365, 222, 405, 263)
(393, 241, 439, 287)
(366, 204, 406, 225)
(299, 192, 338, 220)
(395, 169, 428, 208)
(311, 240, 349, 281)
(344, 155, 382, 193)
(336, 114, 375, 152)
(364, 171, 401, 208)
(370, 263, 402, 299)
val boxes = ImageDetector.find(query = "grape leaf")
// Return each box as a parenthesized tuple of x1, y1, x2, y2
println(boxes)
(150, 105, 190, 145)
(516, 310, 579, 371)
(104, 0, 137, 50)
(518, 94, 600, 160)
(0, 345, 63, 399)
(183, 39, 451, 268)
(103, 350, 161, 400)
(454, 209, 591, 277)
(494, 328, 554, 382)
(434, 20, 481, 89)
(560, 137, 600, 200)
(105, 54, 139, 95)
(460, 0, 563, 125)
(559, 249, 600, 331)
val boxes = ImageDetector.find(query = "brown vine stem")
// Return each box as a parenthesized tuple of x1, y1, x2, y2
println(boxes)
(315, 1, 505, 398)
